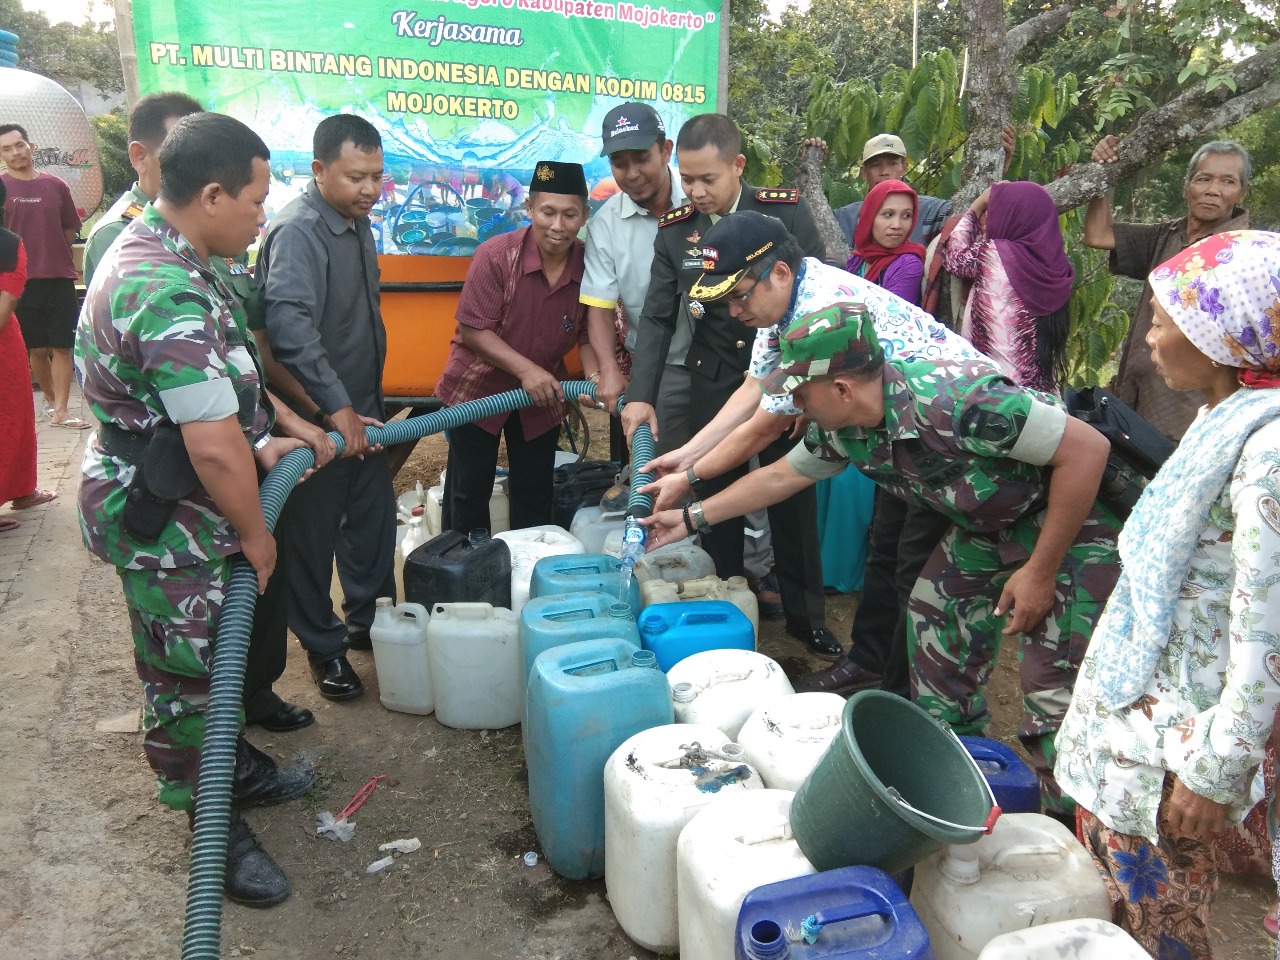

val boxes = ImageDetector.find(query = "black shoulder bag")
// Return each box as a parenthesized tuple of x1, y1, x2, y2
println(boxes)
(1065, 386, 1177, 518)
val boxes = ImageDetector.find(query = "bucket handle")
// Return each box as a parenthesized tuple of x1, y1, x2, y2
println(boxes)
(884, 786, 1001, 835)
(882, 720, 1002, 836)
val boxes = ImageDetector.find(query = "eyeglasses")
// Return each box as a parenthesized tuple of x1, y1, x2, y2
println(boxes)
(724, 278, 761, 306)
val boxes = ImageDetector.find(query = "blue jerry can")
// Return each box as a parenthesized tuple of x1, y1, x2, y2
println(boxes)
(638, 599, 755, 672)
(736, 866, 933, 960)
(525, 639, 672, 880)
(958, 736, 1039, 814)
(529, 551, 642, 610)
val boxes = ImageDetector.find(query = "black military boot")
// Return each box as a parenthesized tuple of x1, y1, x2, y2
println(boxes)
(232, 735, 316, 809)
(187, 807, 292, 908)
(224, 811, 291, 907)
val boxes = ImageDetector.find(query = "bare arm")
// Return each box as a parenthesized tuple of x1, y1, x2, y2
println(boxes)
(642, 401, 793, 511)
(995, 417, 1109, 634)
(1081, 135, 1120, 250)
(181, 416, 275, 593)
(580, 305, 627, 413)
(640, 455, 815, 550)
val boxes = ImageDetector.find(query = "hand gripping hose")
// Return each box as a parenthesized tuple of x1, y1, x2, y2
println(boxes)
(183, 382, 653, 959)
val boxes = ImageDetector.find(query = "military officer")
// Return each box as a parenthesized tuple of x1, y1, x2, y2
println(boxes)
(76, 114, 321, 908)
(82, 92, 327, 734)
(642, 302, 1122, 814)
(621, 112, 841, 660)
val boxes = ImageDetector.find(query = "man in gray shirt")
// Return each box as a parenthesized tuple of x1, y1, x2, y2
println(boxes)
(258, 114, 394, 702)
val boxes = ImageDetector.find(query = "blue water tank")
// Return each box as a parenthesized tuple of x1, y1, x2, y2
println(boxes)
(529, 552, 641, 610)
(638, 599, 754, 672)
(959, 736, 1040, 814)
(518, 590, 639, 695)
(525, 639, 672, 880)
(736, 866, 933, 960)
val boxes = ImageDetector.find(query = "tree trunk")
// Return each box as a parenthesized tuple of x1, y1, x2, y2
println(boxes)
(796, 142, 850, 263)
(954, 0, 1013, 208)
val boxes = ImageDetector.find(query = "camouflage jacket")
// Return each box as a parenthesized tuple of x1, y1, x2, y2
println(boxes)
(76, 202, 271, 570)
(787, 357, 1070, 533)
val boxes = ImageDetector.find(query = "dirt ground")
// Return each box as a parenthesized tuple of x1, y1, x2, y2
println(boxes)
(1, 400, 1274, 960)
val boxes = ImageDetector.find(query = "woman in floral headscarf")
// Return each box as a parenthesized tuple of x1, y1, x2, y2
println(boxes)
(1055, 230, 1280, 959)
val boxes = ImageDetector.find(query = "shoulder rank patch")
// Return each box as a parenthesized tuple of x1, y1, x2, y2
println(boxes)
(660, 203, 695, 227)
(755, 188, 798, 204)
(122, 201, 146, 221)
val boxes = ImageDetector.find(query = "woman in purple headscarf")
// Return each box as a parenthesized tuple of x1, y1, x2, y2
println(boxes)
(942, 181, 1075, 395)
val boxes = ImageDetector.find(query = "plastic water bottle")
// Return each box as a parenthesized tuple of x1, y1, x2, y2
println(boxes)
(619, 518, 646, 604)
(620, 517, 646, 569)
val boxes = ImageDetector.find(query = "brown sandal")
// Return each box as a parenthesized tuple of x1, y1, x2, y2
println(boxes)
(10, 488, 57, 509)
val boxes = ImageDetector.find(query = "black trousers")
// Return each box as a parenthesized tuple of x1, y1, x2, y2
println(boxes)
(242, 506, 290, 723)
(846, 491, 952, 697)
(696, 421, 825, 631)
(443, 414, 559, 535)
(282, 452, 397, 664)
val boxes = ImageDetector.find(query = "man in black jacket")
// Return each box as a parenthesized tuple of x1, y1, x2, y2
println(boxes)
(622, 113, 841, 659)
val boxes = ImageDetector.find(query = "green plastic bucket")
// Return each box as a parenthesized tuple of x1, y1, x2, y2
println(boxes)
(791, 690, 999, 875)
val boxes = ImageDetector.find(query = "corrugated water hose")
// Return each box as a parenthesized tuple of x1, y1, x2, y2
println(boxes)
(182, 382, 655, 959)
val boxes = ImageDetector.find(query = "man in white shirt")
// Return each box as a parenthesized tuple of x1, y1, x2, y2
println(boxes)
(579, 102, 688, 433)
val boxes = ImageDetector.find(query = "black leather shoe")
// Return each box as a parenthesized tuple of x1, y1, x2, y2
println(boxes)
(310, 656, 364, 701)
(233, 736, 316, 808)
(346, 628, 372, 651)
(255, 700, 315, 733)
(793, 658, 884, 696)
(788, 625, 845, 661)
(224, 812, 291, 908)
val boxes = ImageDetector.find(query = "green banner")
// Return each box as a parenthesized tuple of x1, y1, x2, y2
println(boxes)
(131, 0, 721, 254)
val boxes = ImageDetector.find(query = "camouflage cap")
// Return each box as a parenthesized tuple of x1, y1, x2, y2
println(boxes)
(762, 301, 883, 396)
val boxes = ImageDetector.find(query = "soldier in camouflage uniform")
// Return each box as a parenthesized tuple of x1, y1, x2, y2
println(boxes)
(82, 92, 326, 735)
(643, 302, 1121, 814)
(76, 113, 319, 908)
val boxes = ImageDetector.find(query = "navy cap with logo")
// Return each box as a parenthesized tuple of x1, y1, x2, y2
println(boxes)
(528, 160, 589, 197)
(689, 210, 791, 301)
(599, 102, 666, 156)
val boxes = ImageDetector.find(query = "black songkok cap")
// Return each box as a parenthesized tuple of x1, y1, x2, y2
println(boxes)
(528, 160, 588, 197)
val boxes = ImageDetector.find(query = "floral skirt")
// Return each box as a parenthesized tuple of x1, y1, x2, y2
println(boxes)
(1080, 798, 1217, 960)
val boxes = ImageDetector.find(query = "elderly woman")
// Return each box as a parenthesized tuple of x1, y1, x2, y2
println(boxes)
(1055, 230, 1280, 959)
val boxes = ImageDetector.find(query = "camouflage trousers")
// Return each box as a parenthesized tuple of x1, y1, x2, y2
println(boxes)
(119, 558, 239, 812)
(907, 504, 1121, 813)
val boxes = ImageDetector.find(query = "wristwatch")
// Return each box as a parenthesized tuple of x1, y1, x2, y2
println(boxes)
(312, 408, 327, 426)
(688, 501, 712, 534)
(251, 430, 272, 453)
(686, 466, 703, 490)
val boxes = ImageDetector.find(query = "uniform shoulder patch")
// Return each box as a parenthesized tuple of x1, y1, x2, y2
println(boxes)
(755, 187, 798, 204)
(122, 201, 145, 221)
(169, 290, 213, 312)
(660, 203, 695, 227)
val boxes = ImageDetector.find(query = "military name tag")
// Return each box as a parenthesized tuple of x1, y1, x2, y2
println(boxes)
(681, 258, 704, 270)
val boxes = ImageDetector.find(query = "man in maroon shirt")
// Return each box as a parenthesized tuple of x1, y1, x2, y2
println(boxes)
(0, 123, 86, 428)
(435, 160, 603, 533)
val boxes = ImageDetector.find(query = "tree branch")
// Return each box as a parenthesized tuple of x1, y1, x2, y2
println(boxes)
(1003, 6, 1073, 59)
(1048, 43, 1280, 211)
